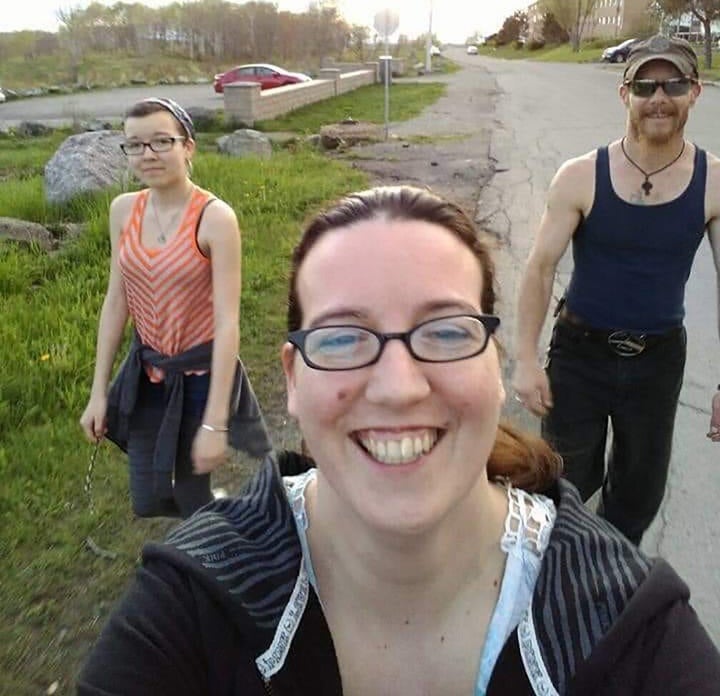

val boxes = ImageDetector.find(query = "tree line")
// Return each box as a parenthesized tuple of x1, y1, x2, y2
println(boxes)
(491, 0, 720, 68)
(0, 0, 370, 68)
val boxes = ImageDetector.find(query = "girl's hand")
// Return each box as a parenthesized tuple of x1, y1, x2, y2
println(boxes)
(192, 426, 228, 473)
(80, 396, 108, 442)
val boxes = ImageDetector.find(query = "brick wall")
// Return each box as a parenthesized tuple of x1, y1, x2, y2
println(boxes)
(223, 65, 378, 126)
(337, 70, 376, 94)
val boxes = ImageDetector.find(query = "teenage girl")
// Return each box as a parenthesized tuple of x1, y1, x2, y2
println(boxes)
(80, 98, 270, 518)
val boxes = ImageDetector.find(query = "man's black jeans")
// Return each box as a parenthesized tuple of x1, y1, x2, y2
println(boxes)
(542, 318, 686, 545)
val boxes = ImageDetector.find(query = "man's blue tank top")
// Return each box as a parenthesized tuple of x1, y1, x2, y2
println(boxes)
(565, 145, 706, 333)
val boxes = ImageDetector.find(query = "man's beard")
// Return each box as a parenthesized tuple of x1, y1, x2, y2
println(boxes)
(629, 107, 688, 145)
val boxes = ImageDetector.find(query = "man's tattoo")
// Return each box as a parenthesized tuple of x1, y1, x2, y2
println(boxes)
(630, 190, 647, 205)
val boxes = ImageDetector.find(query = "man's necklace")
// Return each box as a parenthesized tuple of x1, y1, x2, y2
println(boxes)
(620, 137, 686, 196)
(149, 190, 192, 244)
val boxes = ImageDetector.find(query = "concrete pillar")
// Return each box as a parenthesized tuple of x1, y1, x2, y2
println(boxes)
(318, 68, 341, 97)
(223, 82, 261, 128)
(378, 56, 393, 86)
(364, 61, 380, 83)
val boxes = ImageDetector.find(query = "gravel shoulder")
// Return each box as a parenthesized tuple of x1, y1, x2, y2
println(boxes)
(335, 60, 500, 217)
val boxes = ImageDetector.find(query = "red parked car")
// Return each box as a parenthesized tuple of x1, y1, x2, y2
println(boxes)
(213, 63, 311, 93)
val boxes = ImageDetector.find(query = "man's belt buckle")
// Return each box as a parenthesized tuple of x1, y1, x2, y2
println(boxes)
(607, 331, 645, 357)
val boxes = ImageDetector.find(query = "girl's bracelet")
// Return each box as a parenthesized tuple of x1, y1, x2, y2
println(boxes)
(201, 423, 229, 433)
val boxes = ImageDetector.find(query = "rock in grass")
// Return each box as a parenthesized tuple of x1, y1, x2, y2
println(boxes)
(216, 129, 272, 159)
(319, 121, 383, 148)
(16, 121, 53, 137)
(44, 130, 127, 205)
(0, 217, 57, 251)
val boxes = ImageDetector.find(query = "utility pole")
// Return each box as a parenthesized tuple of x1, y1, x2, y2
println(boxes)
(373, 8, 399, 141)
(425, 0, 433, 74)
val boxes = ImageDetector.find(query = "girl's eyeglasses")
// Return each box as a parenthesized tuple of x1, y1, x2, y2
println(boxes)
(120, 136, 186, 156)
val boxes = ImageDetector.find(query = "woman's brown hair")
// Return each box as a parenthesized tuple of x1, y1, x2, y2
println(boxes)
(287, 185, 561, 492)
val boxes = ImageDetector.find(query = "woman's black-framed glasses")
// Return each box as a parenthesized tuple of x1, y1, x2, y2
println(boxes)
(625, 77, 695, 98)
(288, 314, 501, 371)
(120, 136, 187, 156)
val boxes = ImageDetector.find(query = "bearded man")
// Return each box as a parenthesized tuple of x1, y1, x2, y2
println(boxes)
(512, 35, 720, 545)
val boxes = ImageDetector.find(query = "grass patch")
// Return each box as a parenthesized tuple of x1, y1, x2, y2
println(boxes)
(428, 56, 461, 74)
(478, 42, 601, 63)
(256, 82, 446, 133)
(532, 43, 607, 63)
(0, 51, 219, 91)
(0, 140, 366, 694)
(0, 132, 74, 179)
(0, 74, 445, 691)
(0, 49, 456, 94)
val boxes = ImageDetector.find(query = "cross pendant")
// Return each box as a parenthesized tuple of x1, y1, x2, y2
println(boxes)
(641, 179, 653, 195)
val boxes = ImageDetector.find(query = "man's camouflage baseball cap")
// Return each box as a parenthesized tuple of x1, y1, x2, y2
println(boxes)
(623, 34, 699, 81)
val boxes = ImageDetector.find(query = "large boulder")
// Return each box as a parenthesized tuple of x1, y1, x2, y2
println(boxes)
(0, 217, 57, 251)
(44, 130, 127, 204)
(216, 129, 272, 159)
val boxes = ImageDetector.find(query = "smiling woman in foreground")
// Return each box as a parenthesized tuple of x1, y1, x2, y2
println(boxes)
(78, 185, 720, 695)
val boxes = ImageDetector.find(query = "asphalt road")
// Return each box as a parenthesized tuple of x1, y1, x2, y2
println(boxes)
(471, 50, 720, 646)
(0, 82, 223, 127)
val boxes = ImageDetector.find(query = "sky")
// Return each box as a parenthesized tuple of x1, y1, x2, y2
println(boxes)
(0, 0, 529, 42)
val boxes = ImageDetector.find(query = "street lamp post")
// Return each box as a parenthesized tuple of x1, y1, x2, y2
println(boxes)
(425, 0, 433, 74)
(373, 8, 399, 141)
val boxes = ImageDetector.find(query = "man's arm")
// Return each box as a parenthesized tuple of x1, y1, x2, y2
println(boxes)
(512, 157, 588, 416)
(706, 200, 720, 441)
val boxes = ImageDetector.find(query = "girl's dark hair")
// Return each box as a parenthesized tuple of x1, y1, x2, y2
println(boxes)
(287, 185, 561, 492)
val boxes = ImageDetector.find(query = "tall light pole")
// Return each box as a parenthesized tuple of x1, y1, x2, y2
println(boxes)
(374, 9, 399, 141)
(425, 0, 433, 74)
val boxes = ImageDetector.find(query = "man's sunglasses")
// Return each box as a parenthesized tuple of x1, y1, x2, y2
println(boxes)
(625, 77, 695, 98)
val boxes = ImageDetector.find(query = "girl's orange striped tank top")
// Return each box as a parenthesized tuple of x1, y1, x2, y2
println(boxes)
(118, 186, 215, 382)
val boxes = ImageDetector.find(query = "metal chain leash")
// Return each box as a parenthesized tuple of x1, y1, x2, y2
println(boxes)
(83, 440, 118, 560)
(84, 440, 101, 515)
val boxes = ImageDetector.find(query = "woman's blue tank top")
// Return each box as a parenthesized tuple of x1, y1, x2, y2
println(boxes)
(565, 144, 706, 333)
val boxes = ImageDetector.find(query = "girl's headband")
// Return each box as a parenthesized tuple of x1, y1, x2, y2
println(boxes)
(139, 97, 195, 139)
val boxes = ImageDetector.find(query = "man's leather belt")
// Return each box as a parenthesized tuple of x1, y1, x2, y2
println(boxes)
(558, 307, 681, 357)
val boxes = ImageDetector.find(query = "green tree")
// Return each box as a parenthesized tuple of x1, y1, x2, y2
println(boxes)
(4, 0, 357, 78)
(542, 11, 570, 44)
(654, 0, 720, 68)
(496, 11, 528, 46)
(541, 0, 598, 51)
(347, 23, 370, 61)
(57, 7, 89, 83)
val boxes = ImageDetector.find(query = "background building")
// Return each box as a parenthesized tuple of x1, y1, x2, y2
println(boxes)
(520, 0, 719, 45)
(522, 0, 655, 42)
(588, 0, 654, 40)
(526, 1, 545, 43)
